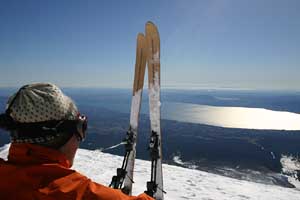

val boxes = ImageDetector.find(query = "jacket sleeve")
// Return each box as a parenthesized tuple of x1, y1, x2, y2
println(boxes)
(39, 171, 154, 200)
(85, 180, 154, 200)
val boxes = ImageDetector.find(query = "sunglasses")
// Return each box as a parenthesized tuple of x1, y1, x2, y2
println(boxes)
(75, 115, 88, 142)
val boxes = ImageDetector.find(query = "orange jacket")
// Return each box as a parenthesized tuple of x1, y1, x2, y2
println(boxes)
(0, 143, 153, 200)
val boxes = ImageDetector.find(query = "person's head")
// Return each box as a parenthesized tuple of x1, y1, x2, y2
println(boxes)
(0, 83, 87, 166)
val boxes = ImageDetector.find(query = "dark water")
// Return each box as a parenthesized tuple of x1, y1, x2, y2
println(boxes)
(1, 88, 300, 187)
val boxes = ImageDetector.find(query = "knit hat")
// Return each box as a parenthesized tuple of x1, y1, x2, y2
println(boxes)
(2, 83, 80, 148)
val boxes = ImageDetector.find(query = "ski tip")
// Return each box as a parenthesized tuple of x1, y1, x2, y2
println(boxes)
(137, 32, 145, 38)
(137, 33, 146, 44)
(145, 21, 159, 36)
(146, 21, 155, 26)
(146, 21, 159, 30)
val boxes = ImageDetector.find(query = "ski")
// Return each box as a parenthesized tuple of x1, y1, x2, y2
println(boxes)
(145, 21, 164, 200)
(110, 22, 164, 200)
(110, 33, 147, 194)
(123, 32, 147, 194)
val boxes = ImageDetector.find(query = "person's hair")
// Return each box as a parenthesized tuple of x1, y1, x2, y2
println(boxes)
(0, 113, 78, 149)
(0, 113, 14, 131)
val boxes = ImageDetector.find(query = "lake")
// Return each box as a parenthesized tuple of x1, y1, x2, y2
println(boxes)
(161, 102, 300, 130)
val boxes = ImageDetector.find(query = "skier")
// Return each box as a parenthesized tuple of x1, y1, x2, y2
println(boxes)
(0, 83, 153, 200)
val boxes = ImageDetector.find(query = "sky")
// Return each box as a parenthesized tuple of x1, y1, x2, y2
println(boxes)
(0, 0, 299, 90)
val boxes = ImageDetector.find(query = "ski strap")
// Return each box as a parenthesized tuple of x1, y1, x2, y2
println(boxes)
(109, 127, 135, 190)
(99, 142, 127, 152)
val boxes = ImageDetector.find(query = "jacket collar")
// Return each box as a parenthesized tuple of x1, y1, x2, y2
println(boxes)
(8, 143, 70, 168)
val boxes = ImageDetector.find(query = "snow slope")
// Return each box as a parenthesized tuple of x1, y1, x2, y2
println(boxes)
(1, 144, 300, 200)
(281, 155, 300, 190)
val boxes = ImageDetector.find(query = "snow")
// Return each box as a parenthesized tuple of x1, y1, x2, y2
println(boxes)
(281, 155, 300, 173)
(148, 51, 160, 65)
(130, 89, 143, 130)
(148, 71, 161, 133)
(270, 152, 276, 159)
(152, 52, 160, 64)
(172, 155, 197, 170)
(172, 156, 185, 165)
(281, 155, 300, 189)
(0, 144, 9, 158)
(1, 144, 300, 200)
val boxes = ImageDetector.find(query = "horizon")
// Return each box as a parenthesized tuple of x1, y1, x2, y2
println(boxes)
(1, 0, 300, 90)
(1, 85, 300, 92)
(1, 85, 300, 94)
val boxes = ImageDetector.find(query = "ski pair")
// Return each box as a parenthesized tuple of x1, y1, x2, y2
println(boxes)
(109, 22, 164, 200)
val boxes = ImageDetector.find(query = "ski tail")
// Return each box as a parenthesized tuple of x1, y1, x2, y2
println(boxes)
(145, 21, 164, 200)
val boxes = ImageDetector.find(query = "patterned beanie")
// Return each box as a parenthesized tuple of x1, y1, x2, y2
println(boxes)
(5, 83, 79, 148)
(6, 83, 78, 123)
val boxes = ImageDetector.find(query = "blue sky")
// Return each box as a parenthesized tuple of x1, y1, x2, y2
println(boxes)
(0, 0, 299, 90)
